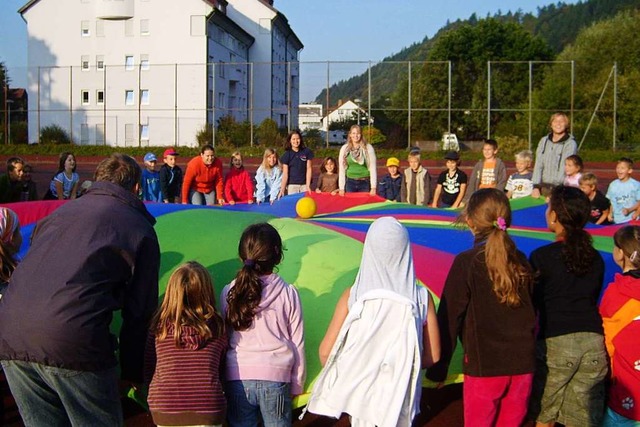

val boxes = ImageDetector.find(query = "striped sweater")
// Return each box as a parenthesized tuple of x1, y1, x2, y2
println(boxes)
(144, 323, 227, 426)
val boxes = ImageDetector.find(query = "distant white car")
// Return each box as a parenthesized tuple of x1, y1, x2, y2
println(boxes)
(442, 133, 460, 151)
(442, 132, 460, 151)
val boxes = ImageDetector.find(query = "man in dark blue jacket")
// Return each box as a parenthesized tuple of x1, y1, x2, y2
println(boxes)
(0, 153, 160, 426)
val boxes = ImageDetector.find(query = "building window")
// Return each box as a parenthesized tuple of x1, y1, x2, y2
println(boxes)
(96, 55, 104, 70)
(218, 61, 225, 78)
(140, 54, 149, 71)
(81, 55, 90, 71)
(97, 90, 104, 105)
(140, 124, 149, 141)
(125, 124, 134, 145)
(81, 20, 90, 37)
(125, 55, 134, 71)
(217, 92, 225, 108)
(125, 90, 135, 105)
(96, 124, 105, 144)
(81, 90, 90, 105)
(140, 19, 150, 35)
(80, 124, 89, 144)
(140, 89, 149, 105)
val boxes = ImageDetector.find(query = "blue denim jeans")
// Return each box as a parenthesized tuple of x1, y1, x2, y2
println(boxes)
(225, 380, 291, 427)
(345, 177, 371, 193)
(2, 360, 123, 427)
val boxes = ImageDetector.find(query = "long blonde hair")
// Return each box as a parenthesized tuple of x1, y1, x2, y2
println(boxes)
(152, 261, 224, 348)
(464, 189, 533, 307)
(260, 148, 279, 176)
(346, 124, 369, 149)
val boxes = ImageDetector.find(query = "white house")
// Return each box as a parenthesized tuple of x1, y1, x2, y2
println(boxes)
(321, 100, 370, 131)
(298, 103, 322, 132)
(18, 0, 302, 147)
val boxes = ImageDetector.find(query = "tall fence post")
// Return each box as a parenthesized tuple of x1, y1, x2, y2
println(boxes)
(407, 61, 411, 149)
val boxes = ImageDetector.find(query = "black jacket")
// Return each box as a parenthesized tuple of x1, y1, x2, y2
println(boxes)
(427, 245, 536, 381)
(0, 181, 160, 382)
(159, 163, 183, 202)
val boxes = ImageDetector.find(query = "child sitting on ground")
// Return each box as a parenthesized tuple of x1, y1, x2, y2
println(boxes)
(46, 152, 80, 200)
(462, 139, 507, 206)
(377, 157, 403, 202)
(224, 151, 254, 205)
(19, 164, 38, 201)
(315, 157, 339, 195)
(607, 157, 640, 223)
(563, 154, 584, 188)
(505, 150, 534, 199)
(401, 149, 431, 206)
(579, 172, 611, 225)
(141, 153, 162, 202)
(431, 151, 467, 208)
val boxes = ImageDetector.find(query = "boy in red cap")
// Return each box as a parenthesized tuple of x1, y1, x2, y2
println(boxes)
(159, 148, 183, 203)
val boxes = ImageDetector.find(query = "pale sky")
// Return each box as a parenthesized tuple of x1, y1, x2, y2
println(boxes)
(1, 0, 577, 100)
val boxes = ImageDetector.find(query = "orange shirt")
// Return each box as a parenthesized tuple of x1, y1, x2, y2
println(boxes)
(478, 159, 497, 189)
(181, 156, 224, 203)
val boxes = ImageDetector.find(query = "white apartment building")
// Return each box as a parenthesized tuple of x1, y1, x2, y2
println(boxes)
(18, 0, 302, 146)
(298, 103, 322, 132)
(225, 0, 302, 129)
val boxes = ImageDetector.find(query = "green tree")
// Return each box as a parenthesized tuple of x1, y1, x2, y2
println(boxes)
(255, 118, 284, 147)
(534, 10, 640, 148)
(216, 116, 252, 147)
(361, 125, 386, 145)
(391, 19, 553, 140)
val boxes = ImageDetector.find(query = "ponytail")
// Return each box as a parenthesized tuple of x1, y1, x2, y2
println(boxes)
(226, 223, 283, 331)
(226, 261, 264, 331)
(465, 188, 533, 307)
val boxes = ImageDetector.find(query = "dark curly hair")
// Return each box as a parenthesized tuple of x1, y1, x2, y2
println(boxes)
(549, 185, 597, 276)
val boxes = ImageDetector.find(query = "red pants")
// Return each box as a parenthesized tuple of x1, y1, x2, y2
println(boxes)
(463, 373, 534, 427)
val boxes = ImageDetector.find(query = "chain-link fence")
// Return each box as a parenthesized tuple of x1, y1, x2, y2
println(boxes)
(1, 60, 620, 149)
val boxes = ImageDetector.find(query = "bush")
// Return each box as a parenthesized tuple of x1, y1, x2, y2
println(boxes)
(10, 122, 28, 144)
(196, 124, 213, 147)
(40, 124, 72, 145)
(255, 119, 284, 147)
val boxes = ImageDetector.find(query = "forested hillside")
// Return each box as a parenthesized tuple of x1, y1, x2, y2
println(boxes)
(315, 0, 640, 105)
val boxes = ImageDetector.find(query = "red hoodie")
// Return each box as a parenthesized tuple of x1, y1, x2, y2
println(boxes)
(599, 272, 640, 421)
(224, 166, 254, 203)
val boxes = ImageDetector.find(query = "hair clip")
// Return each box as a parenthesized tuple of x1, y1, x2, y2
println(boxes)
(243, 259, 255, 268)
(494, 216, 507, 231)
(631, 251, 638, 263)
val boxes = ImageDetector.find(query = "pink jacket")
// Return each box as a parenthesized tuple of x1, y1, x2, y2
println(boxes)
(221, 273, 306, 395)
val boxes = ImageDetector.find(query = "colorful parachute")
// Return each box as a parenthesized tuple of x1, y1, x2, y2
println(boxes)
(7, 193, 623, 407)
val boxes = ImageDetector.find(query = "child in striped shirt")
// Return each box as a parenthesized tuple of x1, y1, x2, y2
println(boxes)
(145, 261, 227, 427)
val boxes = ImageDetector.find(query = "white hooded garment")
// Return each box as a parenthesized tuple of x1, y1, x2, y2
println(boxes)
(305, 216, 430, 427)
